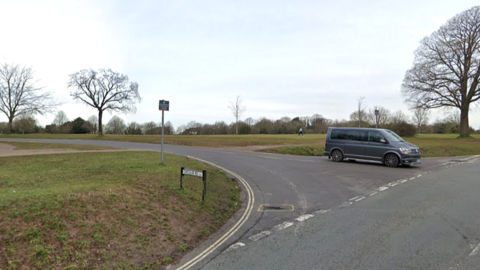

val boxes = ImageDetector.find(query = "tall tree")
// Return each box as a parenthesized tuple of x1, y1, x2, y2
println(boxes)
(53, 110, 69, 126)
(367, 106, 391, 127)
(350, 96, 368, 127)
(0, 62, 55, 132)
(229, 96, 246, 136)
(412, 108, 429, 133)
(105, 115, 126, 134)
(402, 6, 480, 137)
(68, 69, 141, 134)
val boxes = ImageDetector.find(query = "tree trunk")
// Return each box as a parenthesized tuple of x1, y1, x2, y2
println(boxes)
(8, 115, 14, 134)
(459, 105, 470, 137)
(98, 110, 103, 135)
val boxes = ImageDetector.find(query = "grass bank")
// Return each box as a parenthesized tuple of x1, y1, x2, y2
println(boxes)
(0, 133, 320, 147)
(0, 151, 240, 269)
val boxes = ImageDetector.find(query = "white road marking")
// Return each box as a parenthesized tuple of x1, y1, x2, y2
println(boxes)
(469, 243, 480, 256)
(354, 196, 366, 202)
(388, 182, 398, 187)
(224, 242, 245, 253)
(295, 214, 314, 222)
(249, 231, 272, 242)
(378, 186, 389, 191)
(417, 174, 422, 178)
(315, 209, 332, 214)
(409, 177, 416, 180)
(273, 222, 294, 231)
(400, 179, 408, 183)
(369, 192, 378, 196)
(349, 196, 362, 201)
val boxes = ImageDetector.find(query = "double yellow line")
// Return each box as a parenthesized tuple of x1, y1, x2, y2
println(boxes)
(176, 156, 255, 270)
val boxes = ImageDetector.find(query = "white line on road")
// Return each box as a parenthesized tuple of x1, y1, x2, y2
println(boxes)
(369, 192, 378, 196)
(378, 186, 389, 191)
(388, 182, 399, 187)
(409, 177, 416, 180)
(249, 231, 272, 242)
(315, 209, 332, 214)
(400, 179, 408, 183)
(273, 222, 294, 231)
(469, 243, 480, 256)
(224, 242, 245, 253)
(295, 214, 314, 222)
(349, 196, 362, 201)
(354, 196, 366, 202)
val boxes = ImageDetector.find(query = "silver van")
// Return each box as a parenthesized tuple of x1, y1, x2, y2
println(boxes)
(324, 127, 421, 167)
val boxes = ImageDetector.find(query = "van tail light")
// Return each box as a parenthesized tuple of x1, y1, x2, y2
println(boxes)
(324, 141, 327, 148)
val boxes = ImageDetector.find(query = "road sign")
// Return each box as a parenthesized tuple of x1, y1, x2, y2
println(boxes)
(159, 100, 169, 111)
(182, 169, 203, 177)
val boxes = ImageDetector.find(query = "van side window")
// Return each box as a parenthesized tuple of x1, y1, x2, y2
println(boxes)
(346, 130, 365, 141)
(368, 131, 386, 143)
(331, 130, 365, 141)
(331, 130, 347, 140)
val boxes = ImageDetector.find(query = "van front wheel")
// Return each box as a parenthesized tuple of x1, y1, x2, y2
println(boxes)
(384, 154, 399, 167)
(331, 150, 344, 162)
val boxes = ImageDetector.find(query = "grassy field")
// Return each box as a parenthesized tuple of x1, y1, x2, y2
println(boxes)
(0, 151, 240, 269)
(1, 133, 479, 157)
(0, 133, 320, 147)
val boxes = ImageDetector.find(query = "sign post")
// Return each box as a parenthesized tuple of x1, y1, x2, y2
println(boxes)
(180, 167, 207, 201)
(159, 100, 170, 164)
(375, 109, 379, 129)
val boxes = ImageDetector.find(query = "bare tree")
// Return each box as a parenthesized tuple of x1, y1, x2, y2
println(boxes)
(402, 6, 480, 137)
(13, 115, 37, 134)
(0, 62, 55, 133)
(105, 115, 126, 134)
(390, 110, 409, 125)
(350, 97, 368, 127)
(87, 115, 98, 133)
(229, 96, 246, 136)
(68, 68, 141, 134)
(367, 106, 391, 127)
(53, 110, 69, 126)
(412, 108, 429, 133)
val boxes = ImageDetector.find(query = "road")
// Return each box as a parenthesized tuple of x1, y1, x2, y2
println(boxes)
(1, 138, 479, 269)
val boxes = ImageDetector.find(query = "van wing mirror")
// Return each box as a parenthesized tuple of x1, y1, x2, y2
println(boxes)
(380, 138, 387, 143)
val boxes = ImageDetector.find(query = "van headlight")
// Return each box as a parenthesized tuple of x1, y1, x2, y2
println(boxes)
(399, 148, 411, 154)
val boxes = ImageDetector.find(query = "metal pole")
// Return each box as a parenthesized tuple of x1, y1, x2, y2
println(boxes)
(161, 110, 164, 164)
(202, 170, 207, 202)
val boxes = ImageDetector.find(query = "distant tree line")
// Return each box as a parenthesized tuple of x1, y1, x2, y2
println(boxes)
(0, 110, 477, 136)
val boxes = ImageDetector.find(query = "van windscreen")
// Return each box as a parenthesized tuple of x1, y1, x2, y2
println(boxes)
(384, 130, 404, 142)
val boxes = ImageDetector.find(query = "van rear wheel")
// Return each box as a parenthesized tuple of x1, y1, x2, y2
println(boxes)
(331, 150, 344, 162)
(384, 154, 399, 167)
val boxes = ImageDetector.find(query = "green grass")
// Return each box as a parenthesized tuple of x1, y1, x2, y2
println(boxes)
(0, 152, 240, 269)
(0, 133, 321, 147)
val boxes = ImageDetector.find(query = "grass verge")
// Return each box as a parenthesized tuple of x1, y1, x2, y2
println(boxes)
(0, 152, 240, 269)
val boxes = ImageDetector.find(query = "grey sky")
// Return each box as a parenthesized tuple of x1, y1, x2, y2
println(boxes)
(1, 0, 479, 129)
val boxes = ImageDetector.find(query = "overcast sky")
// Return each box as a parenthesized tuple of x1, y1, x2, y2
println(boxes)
(1, 0, 479, 130)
